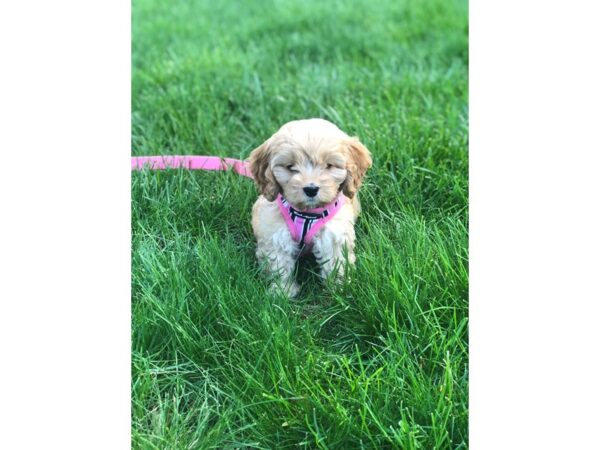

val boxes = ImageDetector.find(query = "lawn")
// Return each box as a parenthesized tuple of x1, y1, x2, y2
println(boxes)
(132, 0, 468, 448)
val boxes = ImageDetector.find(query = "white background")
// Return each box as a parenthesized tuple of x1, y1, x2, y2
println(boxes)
(0, 0, 599, 448)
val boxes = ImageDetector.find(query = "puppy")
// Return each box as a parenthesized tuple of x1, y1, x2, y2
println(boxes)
(248, 118, 372, 296)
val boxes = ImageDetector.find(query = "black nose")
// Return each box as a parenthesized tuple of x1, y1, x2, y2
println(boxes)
(303, 185, 319, 197)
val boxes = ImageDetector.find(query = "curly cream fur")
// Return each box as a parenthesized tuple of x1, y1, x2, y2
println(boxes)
(248, 118, 372, 296)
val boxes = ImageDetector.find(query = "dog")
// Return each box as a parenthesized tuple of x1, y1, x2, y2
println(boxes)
(248, 118, 372, 296)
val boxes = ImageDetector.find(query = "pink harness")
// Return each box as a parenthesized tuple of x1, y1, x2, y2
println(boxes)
(132, 155, 345, 247)
(277, 193, 345, 247)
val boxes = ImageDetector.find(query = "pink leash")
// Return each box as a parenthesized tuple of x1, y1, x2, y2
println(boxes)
(131, 155, 253, 178)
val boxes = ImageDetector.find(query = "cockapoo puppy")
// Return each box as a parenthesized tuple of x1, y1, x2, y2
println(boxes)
(248, 118, 372, 296)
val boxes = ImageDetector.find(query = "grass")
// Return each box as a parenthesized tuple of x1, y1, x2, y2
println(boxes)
(132, 0, 468, 448)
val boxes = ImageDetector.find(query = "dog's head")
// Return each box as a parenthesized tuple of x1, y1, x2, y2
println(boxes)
(248, 119, 372, 209)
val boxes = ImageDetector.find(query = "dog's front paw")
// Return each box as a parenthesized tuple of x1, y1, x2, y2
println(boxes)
(323, 269, 349, 287)
(269, 280, 300, 298)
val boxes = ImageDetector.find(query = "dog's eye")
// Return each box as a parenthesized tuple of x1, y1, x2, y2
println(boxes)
(326, 164, 334, 169)
(287, 165, 298, 173)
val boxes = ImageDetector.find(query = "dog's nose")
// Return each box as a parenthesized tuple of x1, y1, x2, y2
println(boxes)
(303, 185, 319, 198)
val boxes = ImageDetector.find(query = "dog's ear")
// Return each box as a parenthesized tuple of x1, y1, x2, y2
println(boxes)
(342, 137, 372, 198)
(248, 139, 281, 201)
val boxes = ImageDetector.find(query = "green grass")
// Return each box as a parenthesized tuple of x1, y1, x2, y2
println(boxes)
(132, 0, 468, 448)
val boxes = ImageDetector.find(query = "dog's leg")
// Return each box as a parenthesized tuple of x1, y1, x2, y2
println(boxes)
(256, 229, 300, 297)
(313, 226, 356, 283)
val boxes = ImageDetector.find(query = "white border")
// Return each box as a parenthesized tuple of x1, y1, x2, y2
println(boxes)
(0, 1, 131, 448)
(470, 0, 600, 448)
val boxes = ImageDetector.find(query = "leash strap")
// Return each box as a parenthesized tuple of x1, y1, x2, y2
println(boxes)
(131, 155, 253, 179)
